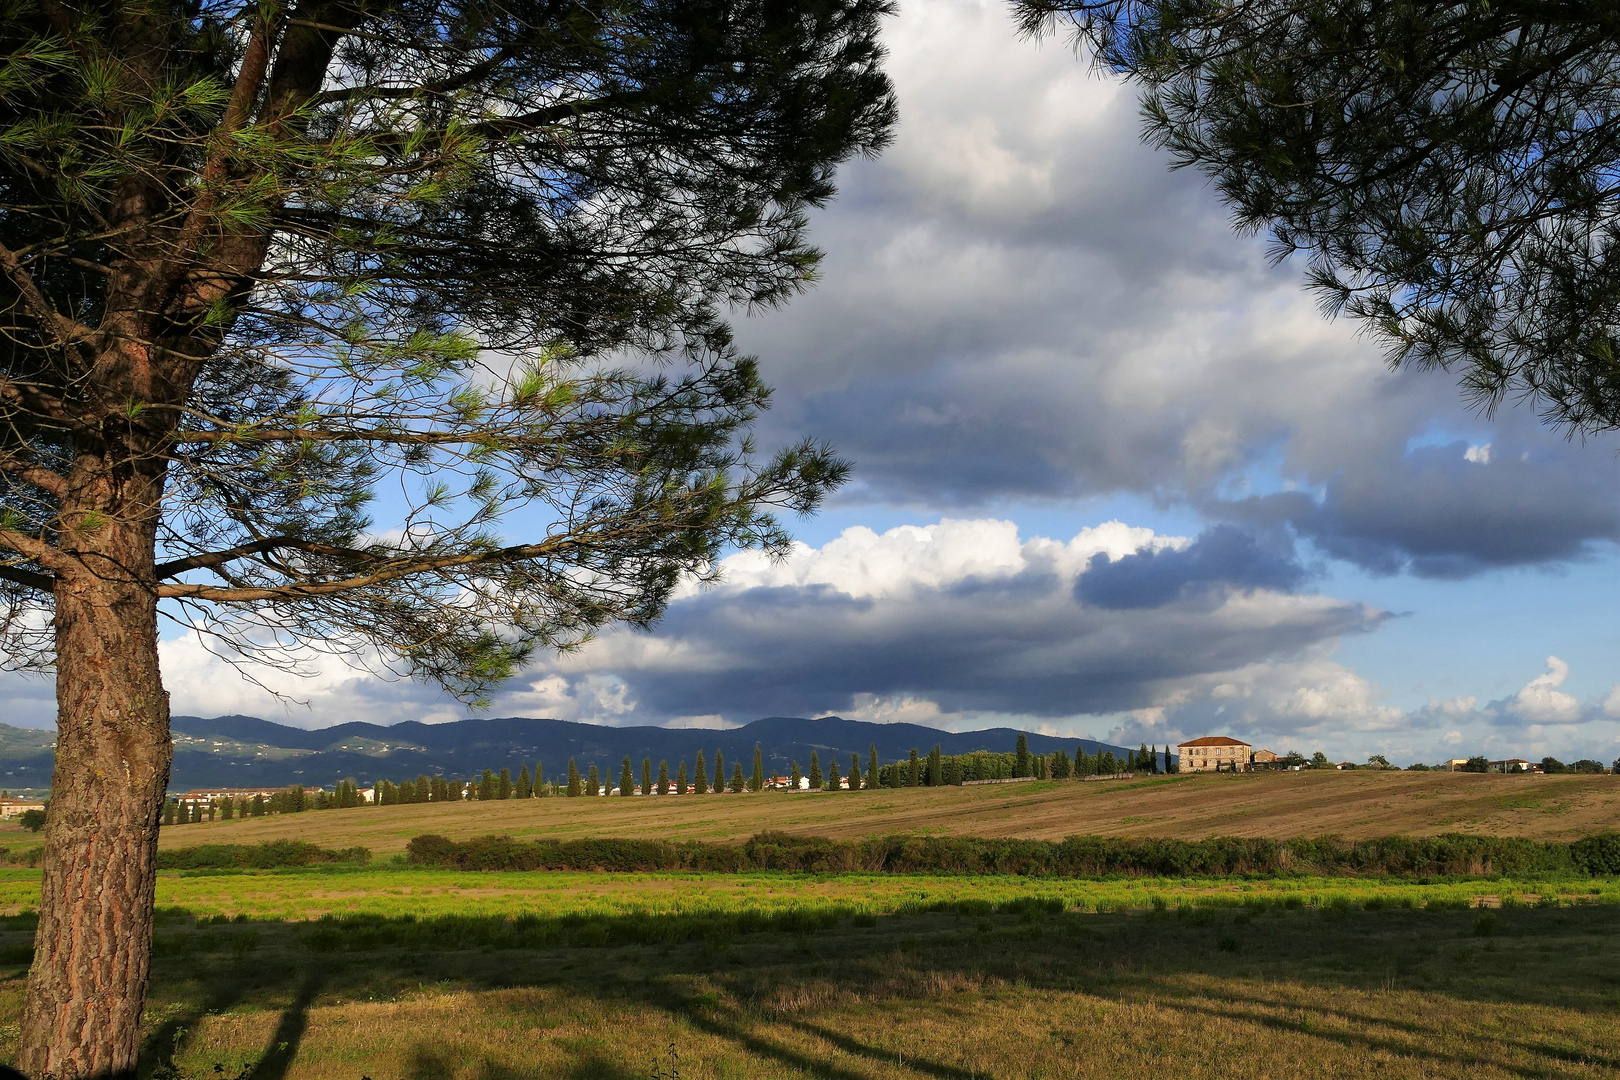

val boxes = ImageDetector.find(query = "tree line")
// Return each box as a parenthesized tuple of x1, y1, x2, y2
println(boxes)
(162, 735, 1182, 823)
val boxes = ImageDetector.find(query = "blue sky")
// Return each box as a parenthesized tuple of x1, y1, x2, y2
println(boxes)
(3, 0, 1615, 764)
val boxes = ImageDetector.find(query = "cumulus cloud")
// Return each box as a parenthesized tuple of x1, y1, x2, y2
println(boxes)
(734, 0, 1619, 574)
(1502, 656, 1583, 725)
(1077, 525, 1305, 609)
(505, 519, 1382, 724)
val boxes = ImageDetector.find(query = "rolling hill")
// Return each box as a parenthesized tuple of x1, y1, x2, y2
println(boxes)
(0, 714, 1132, 793)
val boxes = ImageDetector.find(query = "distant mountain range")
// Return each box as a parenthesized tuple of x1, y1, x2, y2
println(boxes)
(0, 715, 1131, 793)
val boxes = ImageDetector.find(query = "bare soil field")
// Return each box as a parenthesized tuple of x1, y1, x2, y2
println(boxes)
(158, 770, 1620, 856)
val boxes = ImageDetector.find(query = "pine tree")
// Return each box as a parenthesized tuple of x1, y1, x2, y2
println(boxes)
(695, 751, 709, 795)
(567, 759, 582, 798)
(586, 765, 600, 797)
(677, 761, 688, 795)
(751, 747, 765, 792)
(641, 758, 653, 796)
(827, 757, 841, 791)
(517, 764, 532, 799)
(867, 745, 879, 790)
(809, 751, 823, 791)
(251, 794, 265, 817)
(620, 758, 634, 797)
(908, 748, 921, 787)
(713, 752, 725, 794)
(732, 762, 746, 793)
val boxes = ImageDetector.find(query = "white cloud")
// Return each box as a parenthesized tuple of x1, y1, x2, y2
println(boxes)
(1464, 442, 1492, 464)
(1507, 655, 1583, 724)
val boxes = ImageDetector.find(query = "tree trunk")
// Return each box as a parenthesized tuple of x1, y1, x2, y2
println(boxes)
(19, 472, 171, 1079)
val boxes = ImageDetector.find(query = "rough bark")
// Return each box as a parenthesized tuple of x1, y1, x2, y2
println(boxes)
(18, 442, 172, 1079)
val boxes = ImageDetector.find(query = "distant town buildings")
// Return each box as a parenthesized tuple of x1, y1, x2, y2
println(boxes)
(0, 797, 45, 819)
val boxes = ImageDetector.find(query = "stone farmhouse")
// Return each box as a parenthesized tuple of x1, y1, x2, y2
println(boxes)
(1177, 736, 1256, 772)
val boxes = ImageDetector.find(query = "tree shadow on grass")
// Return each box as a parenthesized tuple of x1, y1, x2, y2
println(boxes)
(136, 901, 1620, 1079)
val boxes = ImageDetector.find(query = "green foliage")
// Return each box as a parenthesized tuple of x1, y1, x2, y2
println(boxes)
(730, 762, 745, 793)
(826, 757, 840, 792)
(620, 758, 634, 798)
(1014, 734, 1030, 778)
(497, 769, 512, 800)
(157, 842, 369, 870)
(404, 830, 1620, 879)
(676, 761, 688, 796)
(0, 0, 899, 699)
(808, 751, 822, 791)
(1463, 757, 1490, 774)
(586, 766, 600, 798)
(657, 760, 670, 797)
(643, 759, 654, 798)
(694, 752, 708, 796)
(16, 809, 43, 833)
(566, 760, 582, 798)
(751, 747, 764, 793)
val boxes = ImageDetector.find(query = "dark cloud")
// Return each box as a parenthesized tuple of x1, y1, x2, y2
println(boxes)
(1077, 525, 1307, 608)
(733, 1, 1620, 573)
(1210, 437, 1620, 577)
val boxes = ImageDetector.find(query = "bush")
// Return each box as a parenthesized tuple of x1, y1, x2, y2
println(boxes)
(17, 809, 44, 833)
(156, 842, 370, 870)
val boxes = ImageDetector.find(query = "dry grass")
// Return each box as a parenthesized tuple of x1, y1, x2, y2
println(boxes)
(159, 771, 1620, 855)
(0, 887, 1610, 1079)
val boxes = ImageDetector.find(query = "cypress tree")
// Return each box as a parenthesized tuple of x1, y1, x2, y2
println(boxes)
(731, 762, 745, 793)
(478, 770, 496, 800)
(586, 765, 600, 797)
(827, 757, 841, 791)
(809, 751, 822, 790)
(713, 752, 725, 794)
(517, 764, 532, 798)
(1015, 733, 1031, 778)
(907, 748, 920, 786)
(850, 754, 862, 791)
(1036, 754, 1049, 781)
(497, 768, 513, 799)
(677, 761, 688, 795)
(867, 745, 879, 790)
(695, 751, 709, 795)
(642, 758, 653, 797)
(791, 761, 802, 790)
(251, 794, 265, 817)
(535, 761, 544, 793)
(927, 745, 943, 786)
(566, 759, 582, 797)
(657, 760, 670, 796)
(751, 746, 765, 792)
(162, 802, 175, 827)
(620, 757, 634, 797)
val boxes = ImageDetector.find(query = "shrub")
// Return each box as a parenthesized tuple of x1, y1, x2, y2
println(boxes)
(156, 842, 369, 869)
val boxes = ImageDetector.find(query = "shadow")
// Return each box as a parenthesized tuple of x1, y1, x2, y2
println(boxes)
(245, 970, 325, 1080)
(130, 899, 1620, 1079)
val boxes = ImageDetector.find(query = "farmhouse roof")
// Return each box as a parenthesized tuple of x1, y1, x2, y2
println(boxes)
(1177, 736, 1250, 748)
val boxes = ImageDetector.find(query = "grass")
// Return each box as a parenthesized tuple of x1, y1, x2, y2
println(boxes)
(157, 771, 1620, 856)
(0, 868, 1615, 1078)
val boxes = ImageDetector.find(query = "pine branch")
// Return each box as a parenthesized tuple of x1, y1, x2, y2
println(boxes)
(0, 452, 68, 497)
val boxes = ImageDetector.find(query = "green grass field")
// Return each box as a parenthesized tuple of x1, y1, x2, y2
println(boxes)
(0, 867, 1616, 1078)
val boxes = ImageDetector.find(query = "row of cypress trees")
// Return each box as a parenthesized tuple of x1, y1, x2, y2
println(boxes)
(170, 738, 1175, 820)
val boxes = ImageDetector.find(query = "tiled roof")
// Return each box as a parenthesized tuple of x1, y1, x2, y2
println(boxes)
(1177, 736, 1250, 748)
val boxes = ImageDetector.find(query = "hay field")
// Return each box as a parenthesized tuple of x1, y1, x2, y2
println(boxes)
(159, 771, 1620, 856)
(0, 869, 1614, 1079)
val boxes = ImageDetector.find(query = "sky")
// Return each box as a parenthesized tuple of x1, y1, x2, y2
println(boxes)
(4, 0, 1617, 764)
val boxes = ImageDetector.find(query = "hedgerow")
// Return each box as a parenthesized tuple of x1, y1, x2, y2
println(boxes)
(403, 831, 1620, 878)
